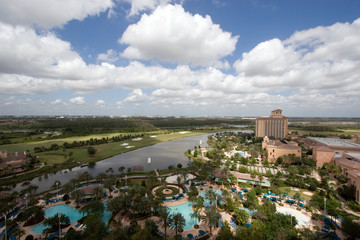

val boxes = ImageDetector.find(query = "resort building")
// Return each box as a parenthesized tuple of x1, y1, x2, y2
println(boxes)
(313, 146, 334, 167)
(256, 109, 288, 139)
(301, 137, 360, 155)
(334, 153, 360, 204)
(0, 149, 28, 173)
(230, 171, 271, 188)
(262, 136, 301, 163)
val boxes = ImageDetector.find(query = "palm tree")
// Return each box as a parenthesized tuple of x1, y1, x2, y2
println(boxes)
(135, 196, 152, 216)
(189, 196, 204, 223)
(181, 170, 188, 183)
(118, 166, 125, 174)
(104, 174, 116, 197)
(250, 171, 257, 186)
(93, 186, 104, 200)
(258, 174, 264, 186)
(204, 189, 218, 206)
(201, 205, 220, 235)
(161, 177, 167, 186)
(71, 188, 84, 208)
(176, 175, 182, 191)
(106, 196, 122, 215)
(79, 171, 92, 183)
(189, 196, 204, 211)
(169, 213, 186, 236)
(96, 172, 107, 184)
(12, 227, 25, 240)
(158, 207, 171, 239)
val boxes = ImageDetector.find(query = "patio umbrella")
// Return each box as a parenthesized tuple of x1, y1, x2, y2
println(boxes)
(199, 230, 206, 236)
(187, 233, 194, 239)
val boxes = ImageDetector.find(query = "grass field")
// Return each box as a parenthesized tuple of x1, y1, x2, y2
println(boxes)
(289, 127, 360, 137)
(278, 187, 313, 201)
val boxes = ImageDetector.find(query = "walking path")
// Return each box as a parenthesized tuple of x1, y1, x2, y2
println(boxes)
(337, 194, 360, 218)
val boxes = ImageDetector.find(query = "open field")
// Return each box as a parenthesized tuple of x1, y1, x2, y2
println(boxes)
(289, 128, 360, 137)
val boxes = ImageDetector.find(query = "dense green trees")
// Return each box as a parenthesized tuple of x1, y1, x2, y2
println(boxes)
(342, 215, 360, 239)
(216, 221, 235, 240)
(79, 201, 104, 217)
(16, 205, 45, 226)
(233, 209, 249, 226)
(87, 146, 97, 156)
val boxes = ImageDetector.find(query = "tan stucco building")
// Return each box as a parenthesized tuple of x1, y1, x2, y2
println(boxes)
(301, 137, 360, 155)
(256, 109, 288, 139)
(313, 146, 334, 167)
(335, 153, 360, 204)
(262, 136, 301, 162)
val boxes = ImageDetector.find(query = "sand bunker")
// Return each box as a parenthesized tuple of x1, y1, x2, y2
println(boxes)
(132, 138, 143, 141)
(125, 146, 135, 148)
(150, 135, 157, 138)
(303, 191, 314, 196)
(120, 143, 129, 146)
(179, 131, 190, 134)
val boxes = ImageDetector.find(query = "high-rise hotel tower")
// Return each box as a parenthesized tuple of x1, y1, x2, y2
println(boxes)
(256, 109, 288, 139)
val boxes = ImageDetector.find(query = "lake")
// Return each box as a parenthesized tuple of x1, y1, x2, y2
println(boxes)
(12, 130, 253, 193)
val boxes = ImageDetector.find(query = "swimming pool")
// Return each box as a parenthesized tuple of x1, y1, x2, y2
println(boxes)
(238, 207, 256, 216)
(30, 204, 112, 234)
(168, 202, 198, 231)
(276, 206, 310, 226)
(200, 189, 223, 206)
(230, 151, 251, 158)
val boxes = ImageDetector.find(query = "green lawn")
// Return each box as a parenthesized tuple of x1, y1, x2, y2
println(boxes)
(278, 187, 313, 201)
(37, 153, 67, 166)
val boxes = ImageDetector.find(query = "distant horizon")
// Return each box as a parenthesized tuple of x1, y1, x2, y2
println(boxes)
(0, 1, 359, 117)
(0, 114, 359, 119)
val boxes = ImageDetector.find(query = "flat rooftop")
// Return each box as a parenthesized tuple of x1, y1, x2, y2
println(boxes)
(346, 152, 360, 160)
(308, 137, 360, 148)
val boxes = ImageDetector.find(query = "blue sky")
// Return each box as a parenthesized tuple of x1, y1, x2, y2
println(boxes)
(0, 0, 359, 117)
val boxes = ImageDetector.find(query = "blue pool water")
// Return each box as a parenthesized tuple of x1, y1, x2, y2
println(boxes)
(169, 202, 198, 231)
(30, 204, 112, 234)
(238, 207, 256, 216)
(200, 189, 223, 206)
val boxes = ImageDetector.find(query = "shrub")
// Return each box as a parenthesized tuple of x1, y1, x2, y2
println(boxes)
(63, 194, 70, 201)
(25, 235, 34, 240)
(347, 200, 360, 212)
(65, 200, 71, 205)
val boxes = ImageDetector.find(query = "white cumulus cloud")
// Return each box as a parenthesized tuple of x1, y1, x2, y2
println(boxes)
(70, 97, 85, 105)
(97, 49, 120, 63)
(96, 99, 106, 105)
(119, 4, 239, 67)
(123, 0, 177, 17)
(0, 0, 114, 29)
(123, 89, 149, 103)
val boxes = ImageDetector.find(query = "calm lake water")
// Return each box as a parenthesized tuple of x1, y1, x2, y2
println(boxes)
(12, 130, 253, 193)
